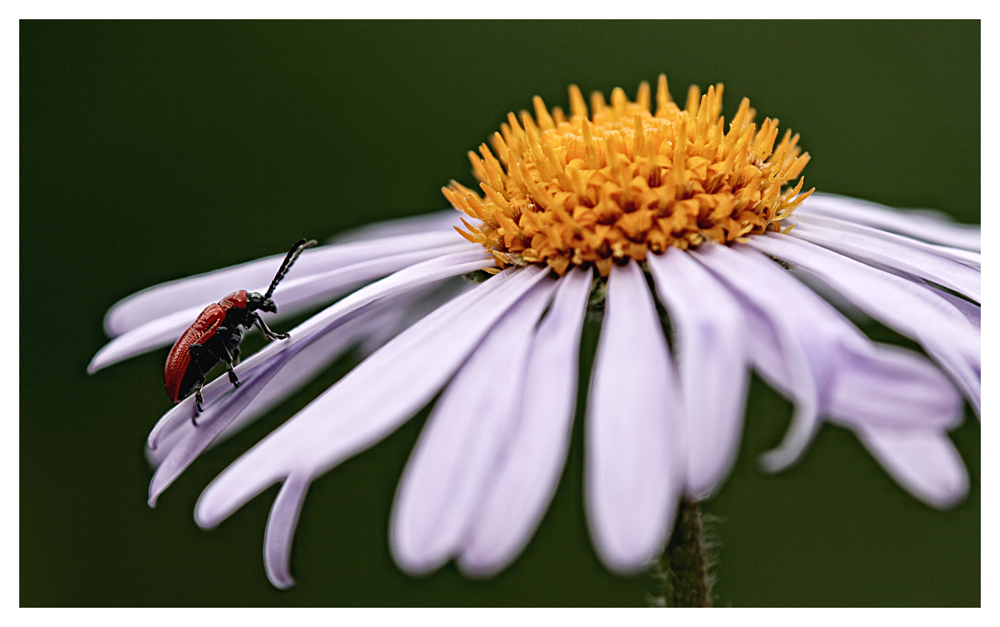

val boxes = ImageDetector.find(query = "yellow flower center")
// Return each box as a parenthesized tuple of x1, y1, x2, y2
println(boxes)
(444, 75, 814, 277)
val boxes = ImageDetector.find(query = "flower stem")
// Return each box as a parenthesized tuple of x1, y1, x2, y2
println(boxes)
(659, 498, 713, 607)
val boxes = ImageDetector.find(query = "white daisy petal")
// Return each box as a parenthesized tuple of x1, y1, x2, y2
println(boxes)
(147, 250, 492, 504)
(264, 473, 310, 590)
(88, 242, 477, 373)
(647, 248, 750, 499)
(793, 212, 981, 268)
(855, 425, 969, 510)
(788, 219, 980, 302)
(586, 260, 682, 574)
(799, 193, 980, 251)
(747, 233, 980, 413)
(194, 266, 549, 531)
(103, 229, 466, 338)
(390, 275, 559, 574)
(457, 266, 592, 577)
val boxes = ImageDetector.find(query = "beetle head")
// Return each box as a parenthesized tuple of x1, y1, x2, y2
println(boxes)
(247, 292, 278, 314)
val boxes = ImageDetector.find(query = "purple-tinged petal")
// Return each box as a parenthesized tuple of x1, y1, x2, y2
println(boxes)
(390, 276, 559, 575)
(264, 473, 310, 589)
(89, 242, 477, 373)
(934, 290, 981, 330)
(648, 248, 750, 499)
(328, 210, 463, 244)
(793, 212, 980, 268)
(695, 244, 965, 490)
(585, 260, 682, 574)
(354, 279, 469, 358)
(747, 233, 980, 414)
(827, 344, 962, 432)
(798, 193, 980, 251)
(855, 426, 969, 510)
(147, 250, 492, 505)
(456, 267, 592, 577)
(693, 244, 824, 473)
(103, 229, 465, 337)
(194, 266, 550, 535)
(788, 265, 871, 325)
(788, 219, 980, 302)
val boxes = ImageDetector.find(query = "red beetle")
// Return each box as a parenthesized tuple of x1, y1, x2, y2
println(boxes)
(165, 238, 317, 419)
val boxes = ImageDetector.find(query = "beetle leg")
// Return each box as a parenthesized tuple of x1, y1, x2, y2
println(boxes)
(193, 383, 205, 420)
(220, 344, 241, 388)
(187, 344, 211, 421)
(254, 313, 290, 341)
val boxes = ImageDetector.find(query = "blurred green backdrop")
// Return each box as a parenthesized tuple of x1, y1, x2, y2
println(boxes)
(20, 21, 980, 606)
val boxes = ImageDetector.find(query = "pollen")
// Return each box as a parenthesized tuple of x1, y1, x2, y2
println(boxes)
(445, 75, 814, 276)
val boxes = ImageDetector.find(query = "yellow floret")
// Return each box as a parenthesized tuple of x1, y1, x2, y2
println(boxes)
(446, 75, 814, 276)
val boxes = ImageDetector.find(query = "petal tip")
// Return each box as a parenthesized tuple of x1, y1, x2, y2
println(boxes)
(455, 553, 504, 580)
(194, 499, 222, 530)
(389, 523, 448, 577)
(86, 351, 108, 374)
(757, 449, 794, 474)
(267, 572, 296, 590)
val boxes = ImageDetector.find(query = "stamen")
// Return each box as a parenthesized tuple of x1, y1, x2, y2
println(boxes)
(444, 75, 814, 276)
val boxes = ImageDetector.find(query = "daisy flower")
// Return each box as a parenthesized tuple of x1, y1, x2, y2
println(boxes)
(88, 76, 980, 590)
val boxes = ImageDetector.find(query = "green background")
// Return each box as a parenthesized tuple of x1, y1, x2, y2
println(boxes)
(20, 21, 980, 606)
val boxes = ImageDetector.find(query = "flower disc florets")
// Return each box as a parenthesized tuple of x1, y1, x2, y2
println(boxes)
(445, 75, 814, 276)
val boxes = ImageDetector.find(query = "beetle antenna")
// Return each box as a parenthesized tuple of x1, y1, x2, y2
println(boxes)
(265, 238, 317, 300)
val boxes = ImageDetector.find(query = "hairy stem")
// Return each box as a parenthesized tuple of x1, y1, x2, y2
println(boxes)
(659, 498, 713, 607)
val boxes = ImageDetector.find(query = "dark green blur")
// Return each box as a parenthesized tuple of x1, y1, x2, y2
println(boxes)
(21, 21, 979, 606)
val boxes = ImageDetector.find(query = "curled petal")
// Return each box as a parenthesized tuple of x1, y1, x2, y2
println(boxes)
(694, 244, 967, 507)
(264, 473, 311, 589)
(693, 244, 824, 473)
(586, 259, 682, 574)
(747, 233, 980, 414)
